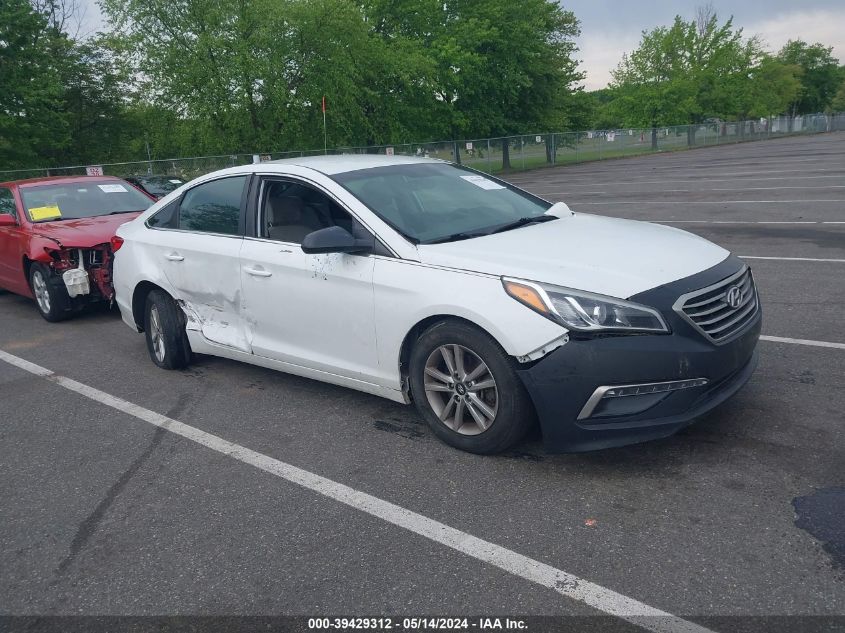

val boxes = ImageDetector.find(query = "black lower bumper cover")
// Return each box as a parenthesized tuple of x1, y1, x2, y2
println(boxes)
(517, 256, 761, 453)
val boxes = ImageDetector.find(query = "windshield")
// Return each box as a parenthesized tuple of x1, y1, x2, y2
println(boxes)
(332, 163, 551, 243)
(138, 177, 184, 196)
(21, 181, 153, 222)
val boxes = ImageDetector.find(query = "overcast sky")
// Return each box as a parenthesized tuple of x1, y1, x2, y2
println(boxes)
(76, 0, 845, 91)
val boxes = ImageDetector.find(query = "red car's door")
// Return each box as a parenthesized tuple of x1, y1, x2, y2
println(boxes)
(0, 185, 29, 294)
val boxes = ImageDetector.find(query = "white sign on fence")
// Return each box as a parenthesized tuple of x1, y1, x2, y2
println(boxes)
(465, 142, 473, 150)
(386, 147, 394, 156)
(535, 136, 542, 143)
(85, 166, 104, 176)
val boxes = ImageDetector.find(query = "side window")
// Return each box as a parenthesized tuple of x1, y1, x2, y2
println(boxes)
(0, 187, 16, 218)
(261, 179, 364, 244)
(178, 176, 246, 236)
(146, 200, 178, 229)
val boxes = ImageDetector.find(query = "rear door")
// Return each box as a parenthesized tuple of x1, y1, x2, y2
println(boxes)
(147, 175, 251, 352)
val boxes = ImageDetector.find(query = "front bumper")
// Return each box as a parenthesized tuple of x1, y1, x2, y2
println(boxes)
(517, 256, 761, 452)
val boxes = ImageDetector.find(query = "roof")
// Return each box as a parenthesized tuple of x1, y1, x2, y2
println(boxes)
(266, 154, 445, 175)
(0, 175, 126, 188)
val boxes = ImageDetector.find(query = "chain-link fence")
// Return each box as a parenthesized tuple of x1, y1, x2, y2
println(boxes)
(2, 113, 842, 182)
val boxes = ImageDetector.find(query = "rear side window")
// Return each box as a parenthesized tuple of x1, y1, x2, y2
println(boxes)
(0, 187, 15, 217)
(178, 176, 246, 236)
(147, 200, 178, 229)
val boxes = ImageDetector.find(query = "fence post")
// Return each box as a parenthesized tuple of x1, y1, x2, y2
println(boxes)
(487, 139, 491, 173)
(521, 137, 525, 170)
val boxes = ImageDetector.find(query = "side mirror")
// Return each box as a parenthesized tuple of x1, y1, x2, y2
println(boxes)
(301, 226, 372, 255)
(0, 213, 16, 227)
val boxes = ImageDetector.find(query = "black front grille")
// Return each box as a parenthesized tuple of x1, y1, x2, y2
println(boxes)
(675, 267, 758, 343)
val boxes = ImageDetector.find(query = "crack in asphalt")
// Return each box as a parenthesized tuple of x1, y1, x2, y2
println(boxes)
(51, 427, 167, 580)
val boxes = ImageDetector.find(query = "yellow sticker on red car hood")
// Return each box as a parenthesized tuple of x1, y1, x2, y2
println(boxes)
(29, 205, 62, 221)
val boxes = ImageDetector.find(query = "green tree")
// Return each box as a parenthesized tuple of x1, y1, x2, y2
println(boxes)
(609, 7, 776, 147)
(739, 56, 802, 120)
(832, 79, 845, 112)
(777, 40, 841, 115)
(0, 0, 68, 169)
(362, 0, 583, 168)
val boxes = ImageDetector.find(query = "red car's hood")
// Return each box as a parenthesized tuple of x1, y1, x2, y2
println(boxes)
(30, 213, 141, 248)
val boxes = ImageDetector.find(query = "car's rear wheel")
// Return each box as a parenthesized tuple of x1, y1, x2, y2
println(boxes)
(144, 289, 192, 370)
(409, 321, 535, 454)
(29, 263, 71, 322)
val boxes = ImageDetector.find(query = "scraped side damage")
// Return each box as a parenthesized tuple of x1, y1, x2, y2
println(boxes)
(177, 299, 252, 353)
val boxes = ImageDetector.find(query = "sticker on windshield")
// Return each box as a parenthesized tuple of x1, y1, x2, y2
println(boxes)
(460, 175, 505, 190)
(98, 184, 128, 193)
(29, 205, 62, 221)
(169, 179, 183, 184)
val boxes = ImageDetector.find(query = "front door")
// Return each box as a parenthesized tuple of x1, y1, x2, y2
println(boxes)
(239, 177, 379, 382)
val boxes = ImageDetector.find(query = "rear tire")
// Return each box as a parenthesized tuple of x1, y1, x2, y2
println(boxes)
(144, 289, 192, 370)
(29, 263, 71, 322)
(409, 320, 535, 454)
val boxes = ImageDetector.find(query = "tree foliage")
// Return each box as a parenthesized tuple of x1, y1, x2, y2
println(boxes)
(602, 7, 827, 139)
(1, 1, 843, 171)
(776, 40, 841, 115)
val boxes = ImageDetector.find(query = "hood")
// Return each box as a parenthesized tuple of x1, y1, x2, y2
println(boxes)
(415, 213, 730, 299)
(30, 213, 141, 249)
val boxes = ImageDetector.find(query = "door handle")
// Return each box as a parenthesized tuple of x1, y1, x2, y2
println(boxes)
(164, 253, 184, 261)
(245, 267, 272, 277)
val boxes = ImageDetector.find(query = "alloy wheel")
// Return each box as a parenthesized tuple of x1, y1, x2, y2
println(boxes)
(32, 270, 51, 314)
(423, 344, 499, 435)
(149, 305, 166, 363)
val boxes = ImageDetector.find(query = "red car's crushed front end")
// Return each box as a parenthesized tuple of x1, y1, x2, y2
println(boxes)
(0, 176, 154, 318)
(29, 214, 142, 302)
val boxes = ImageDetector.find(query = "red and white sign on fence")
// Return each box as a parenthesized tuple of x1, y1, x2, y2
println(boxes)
(85, 166, 104, 176)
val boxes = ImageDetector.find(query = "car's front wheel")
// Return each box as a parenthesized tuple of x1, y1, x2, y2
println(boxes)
(143, 289, 192, 370)
(409, 321, 535, 454)
(29, 263, 71, 322)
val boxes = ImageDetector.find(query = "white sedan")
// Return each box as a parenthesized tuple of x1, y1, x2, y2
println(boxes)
(113, 155, 761, 454)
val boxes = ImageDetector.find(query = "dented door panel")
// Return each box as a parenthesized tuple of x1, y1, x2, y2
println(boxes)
(240, 238, 378, 382)
(151, 229, 249, 352)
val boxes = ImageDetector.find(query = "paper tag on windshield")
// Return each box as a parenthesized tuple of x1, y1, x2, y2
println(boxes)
(98, 184, 128, 193)
(169, 179, 183, 184)
(29, 205, 62, 221)
(460, 175, 505, 190)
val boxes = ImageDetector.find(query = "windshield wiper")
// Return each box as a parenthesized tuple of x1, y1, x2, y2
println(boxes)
(487, 215, 558, 235)
(424, 231, 488, 244)
(108, 209, 144, 215)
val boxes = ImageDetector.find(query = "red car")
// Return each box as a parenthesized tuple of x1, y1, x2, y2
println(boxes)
(0, 176, 154, 321)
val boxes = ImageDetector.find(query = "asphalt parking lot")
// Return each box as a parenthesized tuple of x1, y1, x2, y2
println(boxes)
(1, 133, 843, 632)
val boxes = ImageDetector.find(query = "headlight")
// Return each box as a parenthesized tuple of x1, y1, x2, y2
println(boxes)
(502, 277, 668, 333)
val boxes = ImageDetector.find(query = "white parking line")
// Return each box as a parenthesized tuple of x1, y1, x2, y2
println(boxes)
(760, 336, 845, 350)
(0, 348, 713, 633)
(535, 185, 845, 195)
(645, 220, 845, 225)
(740, 256, 845, 263)
(512, 172, 845, 188)
(569, 200, 844, 205)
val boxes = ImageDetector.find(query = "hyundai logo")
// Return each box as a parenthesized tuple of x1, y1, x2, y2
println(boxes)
(725, 285, 743, 309)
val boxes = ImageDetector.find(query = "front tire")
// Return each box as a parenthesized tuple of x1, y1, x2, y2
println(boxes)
(409, 321, 535, 454)
(144, 289, 192, 370)
(29, 263, 71, 322)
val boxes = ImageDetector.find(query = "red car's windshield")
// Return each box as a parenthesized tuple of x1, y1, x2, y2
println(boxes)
(20, 181, 153, 223)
